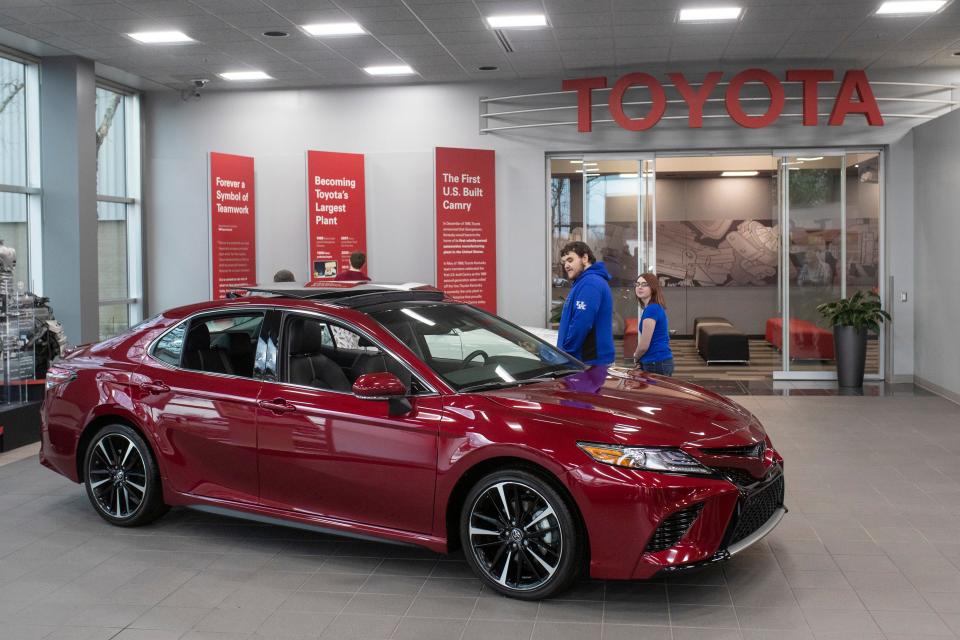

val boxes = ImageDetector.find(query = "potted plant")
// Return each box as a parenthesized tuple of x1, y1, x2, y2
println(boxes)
(817, 290, 890, 387)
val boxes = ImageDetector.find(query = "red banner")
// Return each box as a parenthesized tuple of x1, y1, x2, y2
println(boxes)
(307, 151, 367, 282)
(210, 152, 256, 299)
(435, 147, 496, 312)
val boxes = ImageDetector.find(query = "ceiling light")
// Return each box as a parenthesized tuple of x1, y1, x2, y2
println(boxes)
(364, 64, 416, 76)
(485, 14, 548, 28)
(679, 6, 742, 21)
(219, 70, 272, 81)
(569, 160, 584, 164)
(262, 31, 289, 37)
(128, 30, 193, 44)
(619, 173, 639, 178)
(796, 156, 823, 161)
(477, 65, 499, 71)
(876, 1, 945, 14)
(721, 170, 758, 177)
(301, 22, 365, 36)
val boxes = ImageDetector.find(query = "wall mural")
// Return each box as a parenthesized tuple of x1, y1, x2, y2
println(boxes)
(657, 219, 779, 286)
(655, 218, 880, 288)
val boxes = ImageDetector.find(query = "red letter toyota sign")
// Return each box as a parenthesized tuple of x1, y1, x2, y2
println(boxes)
(565, 68, 884, 132)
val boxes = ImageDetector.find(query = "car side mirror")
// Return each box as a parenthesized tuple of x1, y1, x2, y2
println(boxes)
(353, 372, 407, 399)
(353, 372, 412, 417)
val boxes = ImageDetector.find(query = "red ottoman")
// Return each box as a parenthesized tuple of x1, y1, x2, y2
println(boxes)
(765, 318, 835, 360)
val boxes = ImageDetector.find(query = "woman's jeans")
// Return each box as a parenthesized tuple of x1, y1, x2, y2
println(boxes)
(639, 358, 674, 376)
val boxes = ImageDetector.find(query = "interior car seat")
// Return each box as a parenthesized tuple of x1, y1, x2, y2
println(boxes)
(183, 323, 234, 374)
(227, 332, 256, 377)
(287, 320, 351, 392)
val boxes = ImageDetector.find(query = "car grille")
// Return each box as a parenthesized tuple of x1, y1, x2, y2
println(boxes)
(645, 503, 704, 553)
(700, 442, 765, 458)
(727, 473, 785, 546)
(715, 466, 761, 487)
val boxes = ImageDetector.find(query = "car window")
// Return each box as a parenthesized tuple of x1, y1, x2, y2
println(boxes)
(368, 303, 583, 392)
(153, 324, 186, 367)
(283, 315, 420, 394)
(181, 313, 264, 378)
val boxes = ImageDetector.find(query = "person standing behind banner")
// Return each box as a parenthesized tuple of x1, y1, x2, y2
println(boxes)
(334, 251, 371, 281)
(633, 273, 674, 376)
(557, 241, 614, 365)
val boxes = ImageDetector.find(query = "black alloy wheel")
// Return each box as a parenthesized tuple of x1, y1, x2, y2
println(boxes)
(461, 469, 580, 599)
(84, 424, 168, 526)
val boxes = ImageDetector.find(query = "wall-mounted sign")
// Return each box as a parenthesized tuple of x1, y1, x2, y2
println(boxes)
(435, 147, 496, 313)
(209, 152, 256, 299)
(307, 150, 367, 282)
(562, 69, 883, 132)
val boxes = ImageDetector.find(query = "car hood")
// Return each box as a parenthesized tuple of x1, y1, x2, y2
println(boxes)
(483, 366, 766, 449)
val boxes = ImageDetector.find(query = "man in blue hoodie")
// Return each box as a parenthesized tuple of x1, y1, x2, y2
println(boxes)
(557, 241, 614, 365)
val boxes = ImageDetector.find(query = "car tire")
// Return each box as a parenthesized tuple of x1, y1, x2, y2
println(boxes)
(83, 423, 168, 527)
(460, 468, 581, 600)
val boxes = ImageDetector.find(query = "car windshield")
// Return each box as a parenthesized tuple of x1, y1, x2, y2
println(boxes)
(367, 303, 583, 391)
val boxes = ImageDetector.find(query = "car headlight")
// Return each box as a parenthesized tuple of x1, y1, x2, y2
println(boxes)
(577, 442, 712, 475)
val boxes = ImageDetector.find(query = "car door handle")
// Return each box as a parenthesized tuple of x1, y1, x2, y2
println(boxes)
(258, 398, 297, 414)
(139, 381, 170, 394)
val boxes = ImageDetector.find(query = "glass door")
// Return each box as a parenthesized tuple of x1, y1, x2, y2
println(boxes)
(775, 151, 884, 379)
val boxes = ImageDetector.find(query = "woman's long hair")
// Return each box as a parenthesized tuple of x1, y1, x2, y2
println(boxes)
(635, 273, 667, 309)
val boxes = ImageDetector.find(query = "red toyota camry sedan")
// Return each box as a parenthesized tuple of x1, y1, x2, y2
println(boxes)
(40, 283, 785, 600)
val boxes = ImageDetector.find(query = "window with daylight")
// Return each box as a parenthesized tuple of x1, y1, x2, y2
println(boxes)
(96, 85, 142, 339)
(0, 52, 40, 292)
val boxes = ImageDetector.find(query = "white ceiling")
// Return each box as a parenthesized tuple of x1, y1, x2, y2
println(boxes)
(1, 0, 960, 92)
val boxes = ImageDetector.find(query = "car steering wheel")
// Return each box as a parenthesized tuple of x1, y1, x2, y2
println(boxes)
(463, 349, 490, 364)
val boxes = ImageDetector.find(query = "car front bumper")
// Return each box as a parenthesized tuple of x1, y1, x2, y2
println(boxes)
(567, 463, 785, 580)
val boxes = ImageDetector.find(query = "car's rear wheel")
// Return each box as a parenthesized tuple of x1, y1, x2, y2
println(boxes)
(83, 424, 167, 526)
(460, 469, 580, 600)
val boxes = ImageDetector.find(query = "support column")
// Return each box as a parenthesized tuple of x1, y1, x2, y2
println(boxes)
(40, 56, 99, 344)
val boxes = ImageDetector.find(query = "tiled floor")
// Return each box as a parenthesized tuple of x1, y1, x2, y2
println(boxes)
(2, 391, 960, 639)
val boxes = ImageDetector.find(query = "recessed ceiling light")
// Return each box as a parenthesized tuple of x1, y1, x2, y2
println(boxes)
(678, 6, 742, 21)
(364, 64, 415, 76)
(477, 65, 499, 71)
(485, 14, 548, 28)
(301, 22, 365, 36)
(569, 160, 584, 164)
(876, 1, 946, 15)
(797, 156, 824, 161)
(219, 70, 272, 81)
(619, 173, 639, 178)
(262, 30, 289, 37)
(128, 30, 193, 44)
(721, 170, 759, 177)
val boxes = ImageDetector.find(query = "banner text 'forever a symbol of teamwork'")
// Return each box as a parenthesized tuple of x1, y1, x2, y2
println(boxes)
(209, 152, 256, 299)
(562, 69, 883, 132)
(307, 151, 367, 282)
(435, 147, 496, 313)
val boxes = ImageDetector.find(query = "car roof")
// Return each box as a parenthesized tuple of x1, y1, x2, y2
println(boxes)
(160, 282, 451, 320)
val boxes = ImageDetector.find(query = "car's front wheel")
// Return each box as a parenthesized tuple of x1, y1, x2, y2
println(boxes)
(83, 424, 168, 526)
(460, 468, 581, 600)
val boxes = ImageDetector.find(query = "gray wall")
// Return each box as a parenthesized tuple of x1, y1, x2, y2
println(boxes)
(913, 110, 960, 397)
(142, 74, 919, 376)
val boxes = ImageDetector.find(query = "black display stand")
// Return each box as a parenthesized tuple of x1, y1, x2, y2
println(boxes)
(0, 399, 42, 452)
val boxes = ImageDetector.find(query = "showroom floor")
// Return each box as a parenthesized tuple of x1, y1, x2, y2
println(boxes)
(2, 389, 960, 640)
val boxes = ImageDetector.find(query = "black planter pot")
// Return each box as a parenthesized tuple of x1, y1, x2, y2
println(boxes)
(833, 325, 867, 387)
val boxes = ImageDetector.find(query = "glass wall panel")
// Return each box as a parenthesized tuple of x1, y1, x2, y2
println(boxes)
(95, 87, 126, 198)
(785, 155, 843, 372)
(845, 152, 882, 375)
(0, 56, 26, 187)
(97, 202, 128, 300)
(549, 159, 584, 327)
(0, 192, 28, 288)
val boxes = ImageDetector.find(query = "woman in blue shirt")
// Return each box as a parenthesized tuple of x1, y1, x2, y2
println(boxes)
(632, 273, 674, 376)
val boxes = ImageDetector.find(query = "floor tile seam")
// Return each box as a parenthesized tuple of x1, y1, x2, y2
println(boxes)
(324, 555, 386, 632)
(766, 538, 816, 633)
(387, 562, 431, 639)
